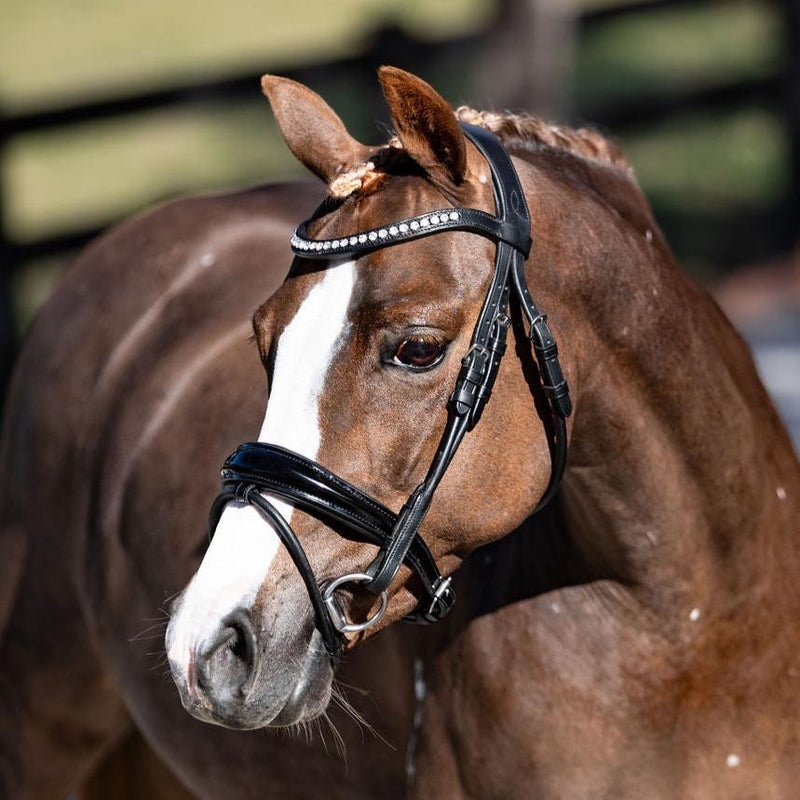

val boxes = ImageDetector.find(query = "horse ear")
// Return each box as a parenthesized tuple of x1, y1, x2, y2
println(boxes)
(378, 66, 467, 185)
(261, 75, 369, 184)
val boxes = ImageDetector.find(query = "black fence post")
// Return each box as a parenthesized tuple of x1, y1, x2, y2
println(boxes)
(0, 103, 19, 412)
(363, 24, 429, 132)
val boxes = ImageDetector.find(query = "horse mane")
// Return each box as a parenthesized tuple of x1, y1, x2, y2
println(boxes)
(454, 106, 633, 176)
(328, 107, 636, 200)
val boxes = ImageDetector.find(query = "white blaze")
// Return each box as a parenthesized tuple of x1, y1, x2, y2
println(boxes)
(168, 262, 355, 664)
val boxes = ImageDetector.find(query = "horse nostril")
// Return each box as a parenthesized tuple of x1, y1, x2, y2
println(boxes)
(229, 624, 250, 663)
(195, 609, 259, 703)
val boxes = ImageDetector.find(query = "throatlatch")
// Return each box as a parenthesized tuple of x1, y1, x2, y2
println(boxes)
(209, 123, 572, 660)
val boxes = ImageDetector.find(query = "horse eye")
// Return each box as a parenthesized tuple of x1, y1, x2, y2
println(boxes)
(392, 335, 446, 370)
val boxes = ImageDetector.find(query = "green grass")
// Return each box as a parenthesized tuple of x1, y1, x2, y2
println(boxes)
(620, 105, 788, 281)
(621, 106, 787, 216)
(6, 101, 303, 241)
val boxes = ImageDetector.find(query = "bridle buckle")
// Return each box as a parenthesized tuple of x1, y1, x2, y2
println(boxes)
(422, 575, 454, 623)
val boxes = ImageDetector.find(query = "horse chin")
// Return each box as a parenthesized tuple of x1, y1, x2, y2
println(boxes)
(269, 630, 334, 726)
(174, 629, 334, 730)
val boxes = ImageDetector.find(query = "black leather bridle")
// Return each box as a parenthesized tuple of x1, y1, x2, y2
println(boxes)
(208, 124, 572, 660)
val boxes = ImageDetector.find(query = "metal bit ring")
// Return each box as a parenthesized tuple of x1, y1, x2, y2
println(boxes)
(321, 573, 389, 634)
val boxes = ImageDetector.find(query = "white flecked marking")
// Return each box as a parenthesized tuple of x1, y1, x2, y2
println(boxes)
(777, 486, 786, 500)
(689, 608, 701, 623)
(167, 262, 355, 669)
(726, 754, 740, 768)
(200, 252, 215, 267)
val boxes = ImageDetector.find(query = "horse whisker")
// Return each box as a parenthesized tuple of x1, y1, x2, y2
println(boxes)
(129, 620, 169, 642)
(322, 710, 347, 764)
(330, 681, 394, 750)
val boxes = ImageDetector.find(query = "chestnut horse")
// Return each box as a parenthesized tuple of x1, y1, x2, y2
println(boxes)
(1, 65, 798, 799)
(166, 68, 800, 798)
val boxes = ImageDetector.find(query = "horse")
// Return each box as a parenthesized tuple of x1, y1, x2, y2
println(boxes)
(0, 181, 418, 798)
(2, 65, 798, 799)
(164, 67, 800, 798)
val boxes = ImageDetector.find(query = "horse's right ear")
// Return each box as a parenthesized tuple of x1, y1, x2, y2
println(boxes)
(261, 75, 369, 184)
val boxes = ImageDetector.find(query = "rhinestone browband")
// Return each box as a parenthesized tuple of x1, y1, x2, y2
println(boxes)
(291, 209, 462, 252)
(290, 205, 531, 261)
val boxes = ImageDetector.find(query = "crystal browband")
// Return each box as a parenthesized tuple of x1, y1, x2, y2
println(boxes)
(291, 209, 462, 252)
(290, 206, 532, 261)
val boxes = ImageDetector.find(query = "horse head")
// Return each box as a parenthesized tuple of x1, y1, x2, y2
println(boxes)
(166, 67, 573, 728)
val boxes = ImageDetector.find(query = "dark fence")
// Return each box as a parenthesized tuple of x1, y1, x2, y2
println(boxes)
(1, 0, 798, 401)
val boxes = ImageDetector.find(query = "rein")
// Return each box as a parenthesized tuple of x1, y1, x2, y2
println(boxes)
(209, 124, 572, 659)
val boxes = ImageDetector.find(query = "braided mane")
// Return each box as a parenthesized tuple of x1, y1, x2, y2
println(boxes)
(328, 107, 633, 199)
(455, 107, 633, 175)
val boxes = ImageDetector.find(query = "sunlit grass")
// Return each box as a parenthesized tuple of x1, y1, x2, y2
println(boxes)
(5, 101, 303, 241)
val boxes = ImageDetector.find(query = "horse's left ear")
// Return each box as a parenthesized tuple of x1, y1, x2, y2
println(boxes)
(378, 66, 467, 185)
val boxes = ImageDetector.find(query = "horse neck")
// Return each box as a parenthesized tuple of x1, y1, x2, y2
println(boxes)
(530, 160, 800, 615)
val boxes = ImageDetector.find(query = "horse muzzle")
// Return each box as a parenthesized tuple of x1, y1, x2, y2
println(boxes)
(166, 592, 334, 729)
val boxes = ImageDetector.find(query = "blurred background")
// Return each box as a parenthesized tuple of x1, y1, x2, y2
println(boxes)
(1, 0, 798, 443)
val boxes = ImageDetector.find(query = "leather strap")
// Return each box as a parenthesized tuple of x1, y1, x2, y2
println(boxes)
(361, 124, 570, 597)
(292, 208, 531, 259)
(209, 486, 343, 660)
